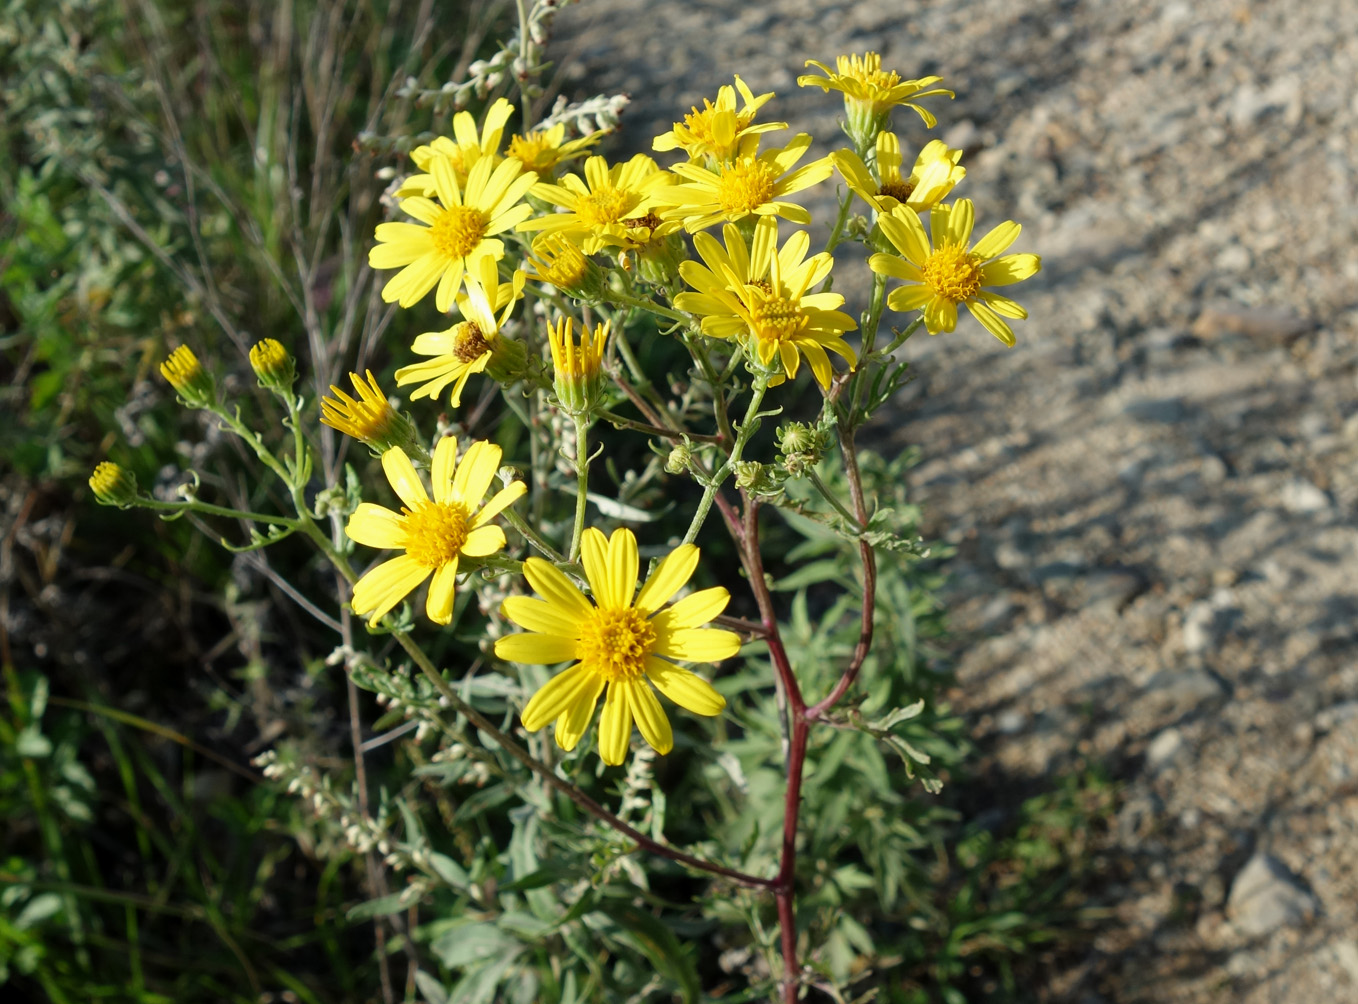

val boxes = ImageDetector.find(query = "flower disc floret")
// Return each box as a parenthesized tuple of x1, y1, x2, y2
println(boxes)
(400, 501, 470, 568)
(497, 528, 740, 765)
(658, 134, 831, 231)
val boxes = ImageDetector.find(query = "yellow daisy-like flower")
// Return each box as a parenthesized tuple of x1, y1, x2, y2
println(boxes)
(497, 528, 739, 766)
(657, 133, 832, 232)
(798, 53, 953, 133)
(398, 97, 515, 198)
(517, 154, 675, 254)
(394, 256, 527, 407)
(346, 438, 526, 626)
(504, 123, 603, 179)
(321, 370, 406, 449)
(652, 75, 787, 164)
(369, 154, 537, 313)
(674, 217, 857, 389)
(831, 135, 965, 215)
(869, 200, 1042, 346)
(524, 234, 606, 300)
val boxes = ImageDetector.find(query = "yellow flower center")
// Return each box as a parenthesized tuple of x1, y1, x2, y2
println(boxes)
(428, 206, 487, 260)
(575, 184, 633, 226)
(921, 242, 983, 303)
(749, 293, 808, 344)
(840, 53, 900, 96)
(453, 322, 493, 363)
(507, 132, 556, 171)
(716, 159, 777, 215)
(578, 607, 656, 682)
(878, 178, 915, 203)
(400, 500, 470, 568)
(680, 102, 719, 145)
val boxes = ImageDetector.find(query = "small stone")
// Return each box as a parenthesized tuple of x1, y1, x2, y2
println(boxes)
(1280, 479, 1330, 515)
(1143, 668, 1226, 710)
(1315, 702, 1358, 732)
(996, 709, 1027, 735)
(1190, 305, 1316, 342)
(1146, 728, 1184, 770)
(1227, 853, 1318, 938)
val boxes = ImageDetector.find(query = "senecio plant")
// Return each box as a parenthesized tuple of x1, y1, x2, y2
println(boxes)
(91, 19, 1040, 1003)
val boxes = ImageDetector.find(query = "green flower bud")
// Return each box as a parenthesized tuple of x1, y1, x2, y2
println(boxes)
(665, 442, 693, 475)
(249, 338, 296, 394)
(159, 345, 215, 407)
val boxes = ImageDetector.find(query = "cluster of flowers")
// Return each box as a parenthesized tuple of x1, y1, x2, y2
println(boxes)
(99, 52, 1040, 767)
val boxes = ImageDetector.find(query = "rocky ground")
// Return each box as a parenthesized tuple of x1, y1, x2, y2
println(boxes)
(550, 0, 1358, 1000)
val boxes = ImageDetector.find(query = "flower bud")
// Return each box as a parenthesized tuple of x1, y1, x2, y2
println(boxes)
(733, 460, 784, 497)
(665, 442, 693, 475)
(248, 338, 296, 394)
(159, 345, 215, 407)
(777, 422, 818, 457)
(88, 461, 139, 507)
(546, 317, 609, 417)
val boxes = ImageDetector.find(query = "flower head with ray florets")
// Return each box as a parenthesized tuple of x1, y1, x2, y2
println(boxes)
(517, 154, 676, 255)
(346, 438, 526, 626)
(674, 217, 857, 389)
(832, 135, 965, 216)
(652, 75, 787, 165)
(497, 528, 739, 766)
(657, 133, 832, 232)
(798, 52, 953, 148)
(394, 256, 528, 407)
(869, 200, 1042, 346)
(369, 154, 537, 313)
(398, 97, 515, 198)
(505, 123, 604, 180)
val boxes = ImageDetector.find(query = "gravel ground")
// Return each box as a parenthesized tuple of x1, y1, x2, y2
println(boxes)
(550, 0, 1358, 1000)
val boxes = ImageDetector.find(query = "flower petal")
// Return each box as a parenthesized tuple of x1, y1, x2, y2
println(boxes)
(651, 586, 730, 632)
(425, 559, 459, 624)
(966, 299, 1017, 347)
(979, 253, 1041, 287)
(645, 658, 726, 716)
(520, 663, 590, 731)
(523, 557, 593, 617)
(553, 672, 605, 751)
(971, 220, 1021, 260)
(346, 504, 406, 550)
(381, 447, 428, 508)
(451, 440, 501, 506)
(502, 596, 583, 637)
(606, 528, 640, 608)
(633, 544, 699, 613)
(598, 681, 633, 765)
(923, 295, 958, 334)
(653, 627, 742, 663)
(431, 436, 458, 504)
(460, 524, 505, 557)
(628, 679, 673, 755)
(472, 480, 527, 527)
(351, 554, 429, 626)
(886, 283, 934, 313)
(496, 632, 579, 665)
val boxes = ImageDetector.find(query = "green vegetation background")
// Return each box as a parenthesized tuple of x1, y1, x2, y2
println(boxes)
(1, 1, 1115, 1001)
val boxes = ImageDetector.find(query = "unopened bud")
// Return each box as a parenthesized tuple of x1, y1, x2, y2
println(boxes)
(159, 345, 215, 407)
(248, 338, 296, 394)
(665, 443, 692, 475)
(88, 462, 139, 507)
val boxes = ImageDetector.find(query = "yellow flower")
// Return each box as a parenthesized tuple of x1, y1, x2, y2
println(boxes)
(831, 135, 965, 215)
(394, 256, 527, 407)
(517, 154, 675, 254)
(346, 438, 526, 626)
(524, 234, 606, 301)
(321, 371, 418, 454)
(248, 338, 295, 392)
(869, 200, 1042, 346)
(505, 123, 603, 178)
(497, 528, 738, 765)
(398, 98, 515, 198)
(370, 155, 537, 312)
(657, 134, 832, 232)
(798, 53, 953, 135)
(674, 216, 857, 389)
(652, 75, 787, 163)
(89, 461, 138, 506)
(547, 316, 609, 415)
(159, 345, 214, 406)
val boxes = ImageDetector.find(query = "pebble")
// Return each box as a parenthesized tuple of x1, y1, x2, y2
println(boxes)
(1146, 728, 1184, 770)
(1227, 853, 1318, 938)
(1280, 478, 1330, 515)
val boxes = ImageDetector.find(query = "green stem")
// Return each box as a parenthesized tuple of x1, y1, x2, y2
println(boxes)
(806, 469, 860, 524)
(569, 415, 590, 562)
(501, 508, 568, 564)
(823, 186, 856, 256)
(145, 497, 299, 526)
(607, 289, 688, 325)
(682, 375, 768, 545)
